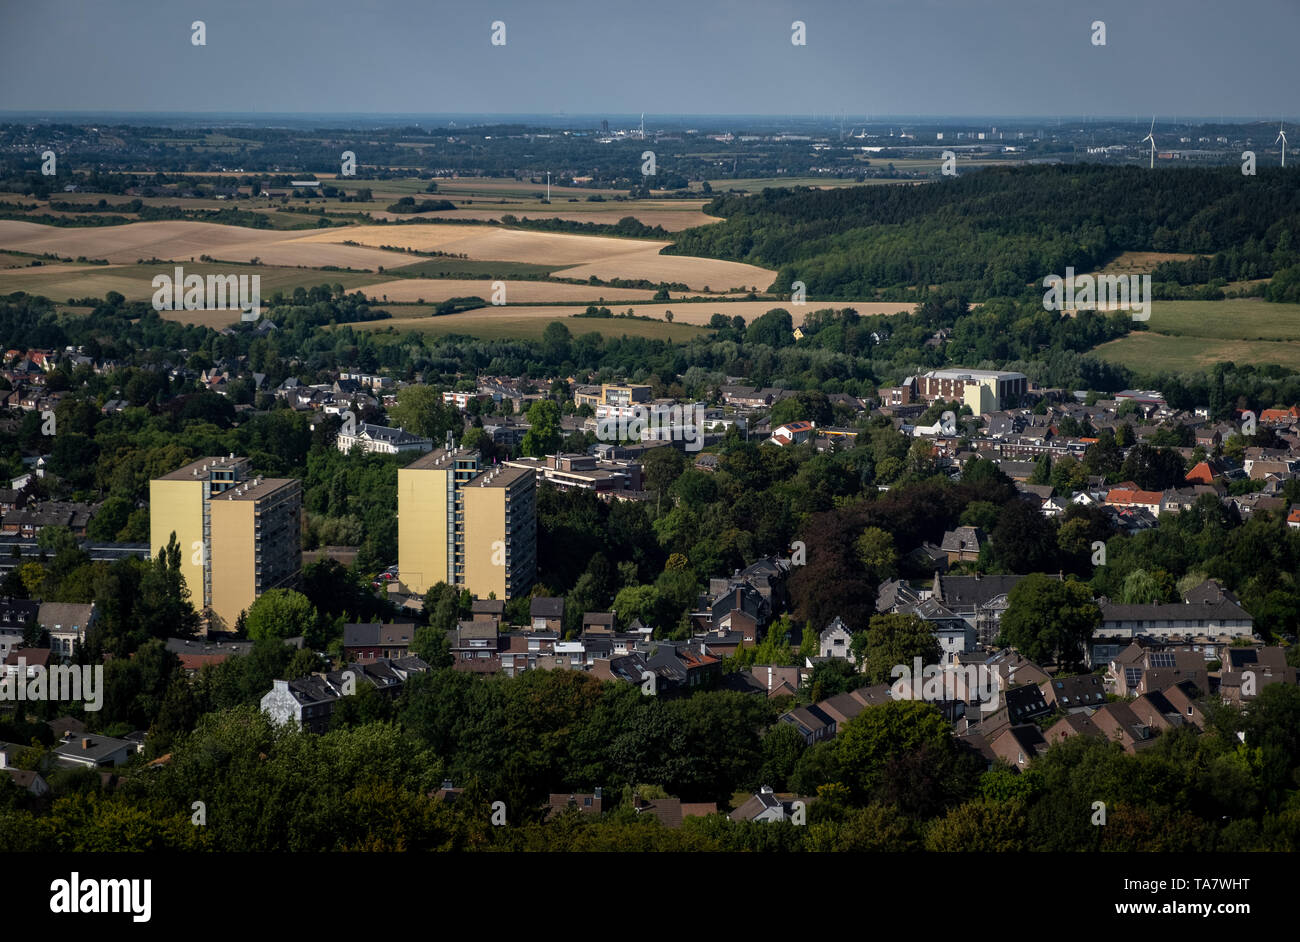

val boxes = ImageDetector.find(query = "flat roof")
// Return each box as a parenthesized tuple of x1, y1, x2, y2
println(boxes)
(405, 446, 478, 470)
(157, 456, 248, 480)
(466, 466, 533, 488)
(925, 369, 1027, 381)
(211, 477, 298, 501)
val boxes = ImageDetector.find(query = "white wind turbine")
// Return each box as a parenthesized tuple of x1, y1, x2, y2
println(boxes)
(1141, 117, 1156, 169)
(1277, 121, 1288, 168)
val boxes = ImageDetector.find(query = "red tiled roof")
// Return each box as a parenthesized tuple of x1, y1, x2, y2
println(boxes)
(1106, 488, 1163, 505)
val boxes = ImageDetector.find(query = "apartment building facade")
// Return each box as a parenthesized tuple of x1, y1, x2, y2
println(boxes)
(150, 456, 302, 630)
(398, 446, 536, 600)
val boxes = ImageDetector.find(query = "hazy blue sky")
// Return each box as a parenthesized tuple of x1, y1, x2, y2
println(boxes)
(1, 0, 1294, 118)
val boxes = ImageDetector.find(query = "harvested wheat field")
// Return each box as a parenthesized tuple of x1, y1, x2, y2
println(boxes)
(157, 309, 248, 329)
(0, 265, 153, 300)
(354, 298, 914, 333)
(295, 224, 666, 265)
(362, 279, 659, 304)
(0, 220, 774, 294)
(550, 249, 772, 293)
(0, 220, 419, 270)
(294, 223, 774, 291)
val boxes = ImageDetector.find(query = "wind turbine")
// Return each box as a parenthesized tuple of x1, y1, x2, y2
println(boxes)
(1277, 121, 1288, 167)
(1141, 116, 1156, 169)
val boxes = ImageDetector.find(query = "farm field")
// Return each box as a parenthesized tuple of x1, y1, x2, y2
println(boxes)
(1089, 299, 1300, 372)
(293, 223, 775, 291)
(350, 298, 913, 335)
(0, 220, 421, 270)
(361, 278, 660, 304)
(326, 177, 716, 229)
(0, 260, 379, 302)
(1094, 251, 1199, 273)
(0, 219, 775, 300)
(349, 308, 711, 342)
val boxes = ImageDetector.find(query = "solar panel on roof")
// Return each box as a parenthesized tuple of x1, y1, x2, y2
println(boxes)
(1149, 652, 1176, 668)
(1125, 667, 1143, 687)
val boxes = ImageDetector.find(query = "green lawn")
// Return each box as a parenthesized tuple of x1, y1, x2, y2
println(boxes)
(1089, 299, 1300, 372)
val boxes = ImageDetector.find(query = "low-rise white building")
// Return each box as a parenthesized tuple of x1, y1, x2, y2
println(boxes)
(337, 423, 433, 455)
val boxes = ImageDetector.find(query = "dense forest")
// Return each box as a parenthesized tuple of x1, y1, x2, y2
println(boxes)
(667, 165, 1300, 299)
(4, 678, 1300, 852)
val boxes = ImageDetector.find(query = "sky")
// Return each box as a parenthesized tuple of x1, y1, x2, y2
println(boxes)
(0, 0, 1295, 119)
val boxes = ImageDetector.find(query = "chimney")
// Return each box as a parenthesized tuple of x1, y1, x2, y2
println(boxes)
(81, 738, 91, 750)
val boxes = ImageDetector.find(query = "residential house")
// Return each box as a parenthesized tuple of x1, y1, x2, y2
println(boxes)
(1219, 646, 1298, 704)
(547, 789, 605, 819)
(1089, 701, 1158, 753)
(932, 574, 1056, 646)
(988, 724, 1049, 770)
(630, 796, 717, 828)
(530, 597, 564, 632)
(745, 664, 801, 699)
(728, 786, 811, 823)
(581, 612, 616, 634)
(590, 651, 652, 686)
(1040, 673, 1107, 713)
(1003, 683, 1052, 724)
(766, 420, 816, 447)
(1105, 487, 1165, 516)
(780, 704, 837, 745)
(0, 598, 40, 661)
(449, 620, 501, 666)
(52, 734, 138, 769)
(164, 636, 255, 674)
(342, 622, 415, 661)
(260, 656, 430, 732)
(1260, 406, 1300, 425)
(1044, 711, 1104, 747)
(1096, 597, 1254, 650)
(939, 526, 985, 565)
(1111, 647, 1207, 697)
(645, 642, 722, 695)
(470, 598, 505, 628)
(37, 601, 96, 658)
(818, 616, 855, 663)
(260, 676, 342, 734)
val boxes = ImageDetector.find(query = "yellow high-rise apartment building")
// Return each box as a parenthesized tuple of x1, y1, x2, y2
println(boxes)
(150, 456, 302, 630)
(398, 445, 536, 600)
